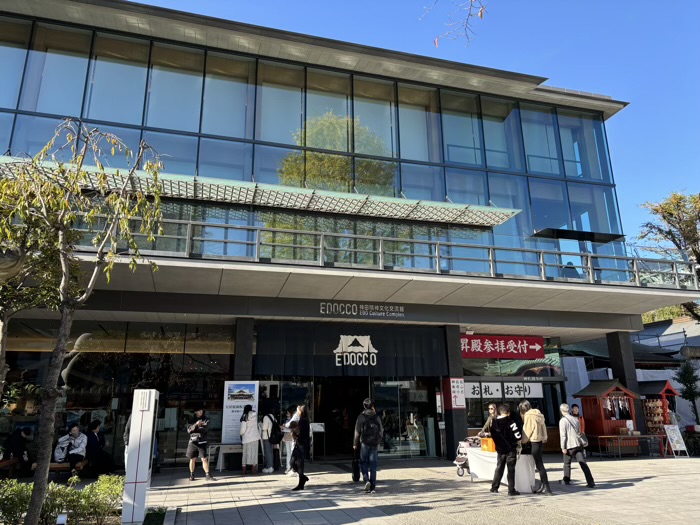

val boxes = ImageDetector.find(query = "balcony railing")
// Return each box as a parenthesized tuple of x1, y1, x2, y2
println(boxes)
(76, 218, 700, 291)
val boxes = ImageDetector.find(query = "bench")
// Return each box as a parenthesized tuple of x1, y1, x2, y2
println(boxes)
(0, 457, 19, 478)
(32, 459, 88, 474)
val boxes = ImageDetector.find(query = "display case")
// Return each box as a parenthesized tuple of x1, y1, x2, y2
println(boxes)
(639, 380, 679, 435)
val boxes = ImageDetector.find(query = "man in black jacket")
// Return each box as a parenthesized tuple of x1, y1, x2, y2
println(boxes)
(490, 403, 522, 496)
(353, 398, 383, 494)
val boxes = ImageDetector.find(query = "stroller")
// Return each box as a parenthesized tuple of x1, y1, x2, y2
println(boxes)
(454, 437, 480, 477)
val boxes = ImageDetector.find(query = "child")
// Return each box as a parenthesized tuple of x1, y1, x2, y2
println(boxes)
(489, 404, 522, 496)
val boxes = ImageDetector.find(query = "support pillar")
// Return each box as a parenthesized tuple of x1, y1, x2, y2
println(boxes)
(443, 325, 467, 461)
(234, 318, 254, 380)
(606, 331, 646, 434)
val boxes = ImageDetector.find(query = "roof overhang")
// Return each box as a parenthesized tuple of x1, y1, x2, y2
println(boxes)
(0, 158, 519, 227)
(0, 0, 628, 119)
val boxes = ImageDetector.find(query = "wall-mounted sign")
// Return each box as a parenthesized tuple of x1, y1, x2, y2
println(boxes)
(442, 378, 466, 409)
(461, 335, 545, 359)
(320, 301, 406, 319)
(464, 381, 543, 399)
(333, 335, 378, 366)
(503, 382, 543, 399)
(465, 382, 502, 399)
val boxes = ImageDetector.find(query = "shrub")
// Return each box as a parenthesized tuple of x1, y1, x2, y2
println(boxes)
(80, 475, 125, 525)
(0, 479, 32, 525)
(40, 481, 79, 525)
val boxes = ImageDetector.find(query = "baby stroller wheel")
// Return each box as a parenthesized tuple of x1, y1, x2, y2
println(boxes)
(457, 467, 465, 477)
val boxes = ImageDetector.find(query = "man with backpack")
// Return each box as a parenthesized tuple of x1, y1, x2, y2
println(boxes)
(353, 398, 383, 494)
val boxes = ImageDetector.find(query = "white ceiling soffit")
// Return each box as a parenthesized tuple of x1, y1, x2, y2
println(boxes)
(0, 159, 519, 228)
(0, 0, 628, 119)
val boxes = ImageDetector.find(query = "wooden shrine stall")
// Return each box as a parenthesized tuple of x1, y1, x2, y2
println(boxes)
(574, 380, 640, 455)
(639, 380, 680, 435)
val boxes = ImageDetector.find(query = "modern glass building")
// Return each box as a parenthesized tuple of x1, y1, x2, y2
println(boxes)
(1, 0, 698, 464)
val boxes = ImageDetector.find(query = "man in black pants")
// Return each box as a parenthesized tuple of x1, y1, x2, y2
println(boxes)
(186, 407, 214, 481)
(490, 404, 522, 496)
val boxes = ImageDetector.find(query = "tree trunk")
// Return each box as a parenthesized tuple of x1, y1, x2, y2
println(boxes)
(24, 305, 74, 525)
(681, 302, 700, 323)
(0, 311, 9, 398)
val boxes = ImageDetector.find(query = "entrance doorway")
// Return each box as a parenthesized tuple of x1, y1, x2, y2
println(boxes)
(314, 377, 369, 456)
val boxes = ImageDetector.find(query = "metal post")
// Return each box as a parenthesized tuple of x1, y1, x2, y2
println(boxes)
(435, 241, 441, 274)
(378, 238, 385, 270)
(538, 251, 546, 281)
(489, 248, 496, 277)
(184, 223, 192, 258)
(319, 233, 325, 267)
(694, 264, 700, 290)
(254, 230, 262, 262)
(633, 258, 641, 287)
(673, 262, 681, 289)
(587, 255, 595, 283)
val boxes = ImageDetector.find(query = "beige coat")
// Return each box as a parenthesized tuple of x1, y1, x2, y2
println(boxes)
(521, 409, 548, 444)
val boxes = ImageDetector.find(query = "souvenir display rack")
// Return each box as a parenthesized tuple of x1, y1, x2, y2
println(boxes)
(639, 380, 680, 435)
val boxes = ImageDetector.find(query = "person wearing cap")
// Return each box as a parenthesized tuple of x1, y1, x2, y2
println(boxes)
(353, 398, 383, 494)
(186, 407, 214, 481)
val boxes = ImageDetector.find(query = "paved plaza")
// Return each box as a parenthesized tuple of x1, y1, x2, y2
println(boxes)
(146, 455, 699, 525)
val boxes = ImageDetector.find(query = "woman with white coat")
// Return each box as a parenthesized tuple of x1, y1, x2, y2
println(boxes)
(240, 404, 261, 474)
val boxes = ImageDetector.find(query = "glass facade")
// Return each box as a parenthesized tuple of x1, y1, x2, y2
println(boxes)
(0, 15, 623, 254)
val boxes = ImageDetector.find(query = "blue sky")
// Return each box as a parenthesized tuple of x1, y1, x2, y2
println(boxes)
(137, 0, 699, 241)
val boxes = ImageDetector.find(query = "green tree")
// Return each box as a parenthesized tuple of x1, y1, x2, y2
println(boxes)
(0, 119, 163, 525)
(639, 192, 700, 322)
(675, 359, 700, 425)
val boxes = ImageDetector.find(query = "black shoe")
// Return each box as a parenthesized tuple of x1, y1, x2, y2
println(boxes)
(189, 473, 195, 481)
(369, 485, 376, 494)
(559, 479, 570, 485)
(508, 491, 520, 496)
(205, 474, 215, 481)
(543, 487, 554, 496)
(292, 485, 303, 491)
(587, 482, 595, 488)
(489, 488, 498, 493)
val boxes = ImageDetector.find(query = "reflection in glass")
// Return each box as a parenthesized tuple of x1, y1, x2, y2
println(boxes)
(529, 178, 570, 231)
(201, 53, 255, 138)
(0, 112, 14, 154)
(254, 144, 302, 185)
(10, 114, 61, 158)
(0, 17, 31, 109)
(19, 24, 91, 116)
(82, 123, 141, 170)
(198, 138, 252, 181)
(398, 84, 441, 162)
(558, 110, 612, 182)
(304, 152, 352, 192)
(84, 34, 149, 125)
(401, 163, 444, 201)
(568, 182, 621, 235)
(353, 77, 397, 157)
(142, 131, 198, 176)
(256, 62, 304, 146)
(306, 69, 350, 151)
(145, 44, 204, 132)
(482, 97, 524, 171)
(441, 90, 483, 167)
(445, 167, 487, 205)
(520, 103, 561, 175)
(355, 158, 398, 197)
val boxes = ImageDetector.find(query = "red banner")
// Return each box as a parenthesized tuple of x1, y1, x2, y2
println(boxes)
(461, 335, 545, 359)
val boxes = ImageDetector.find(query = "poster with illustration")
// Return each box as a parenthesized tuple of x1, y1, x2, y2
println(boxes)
(663, 425, 688, 456)
(222, 381, 259, 444)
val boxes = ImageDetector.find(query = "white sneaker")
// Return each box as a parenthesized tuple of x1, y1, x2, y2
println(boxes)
(263, 467, 273, 474)
(287, 470, 296, 477)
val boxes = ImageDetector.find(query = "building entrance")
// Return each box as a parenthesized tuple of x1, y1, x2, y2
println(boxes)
(314, 377, 370, 457)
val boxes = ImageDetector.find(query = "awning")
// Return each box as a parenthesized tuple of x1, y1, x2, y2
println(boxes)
(0, 157, 520, 228)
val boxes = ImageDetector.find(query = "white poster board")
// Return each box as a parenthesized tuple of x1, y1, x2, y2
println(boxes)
(222, 381, 259, 444)
(663, 425, 689, 457)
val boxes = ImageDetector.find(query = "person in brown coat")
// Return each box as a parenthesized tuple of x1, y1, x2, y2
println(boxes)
(519, 400, 553, 495)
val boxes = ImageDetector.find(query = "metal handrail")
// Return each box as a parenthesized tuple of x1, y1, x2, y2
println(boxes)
(73, 217, 700, 290)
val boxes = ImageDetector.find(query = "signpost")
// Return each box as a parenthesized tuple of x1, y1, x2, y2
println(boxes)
(461, 335, 546, 359)
(663, 425, 689, 457)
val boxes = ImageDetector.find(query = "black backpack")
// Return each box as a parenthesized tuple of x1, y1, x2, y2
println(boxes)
(267, 415, 283, 445)
(361, 413, 382, 447)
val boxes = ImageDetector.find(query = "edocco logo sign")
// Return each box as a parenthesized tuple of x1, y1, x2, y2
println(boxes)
(333, 335, 378, 366)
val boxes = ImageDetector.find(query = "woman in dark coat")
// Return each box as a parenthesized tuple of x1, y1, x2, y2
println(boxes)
(290, 405, 310, 490)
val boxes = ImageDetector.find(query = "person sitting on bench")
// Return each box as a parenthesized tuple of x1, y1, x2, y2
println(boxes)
(54, 423, 87, 475)
(3, 427, 32, 474)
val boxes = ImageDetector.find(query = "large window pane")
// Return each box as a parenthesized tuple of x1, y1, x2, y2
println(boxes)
(482, 97, 524, 171)
(0, 112, 14, 154)
(445, 167, 487, 205)
(256, 62, 304, 146)
(145, 44, 204, 132)
(19, 24, 91, 116)
(201, 53, 255, 139)
(84, 34, 149, 125)
(254, 144, 302, 185)
(558, 110, 612, 182)
(441, 90, 483, 167)
(305, 152, 352, 192)
(353, 77, 397, 158)
(198, 138, 252, 181)
(521, 103, 562, 175)
(82, 123, 141, 170)
(306, 69, 350, 152)
(11, 114, 61, 158)
(401, 163, 444, 201)
(355, 158, 398, 197)
(0, 17, 31, 110)
(398, 84, 441, 162)
(529, 178, 571, 231)
(142, 131, 197, 177)
(568, 182, 621, 235)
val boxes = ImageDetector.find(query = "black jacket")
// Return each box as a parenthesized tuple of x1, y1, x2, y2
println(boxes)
(490, 415, 522, 454)
(187, 416, 209, 444)
(3, 430, 28, 461)
(86, 431, 105, 460)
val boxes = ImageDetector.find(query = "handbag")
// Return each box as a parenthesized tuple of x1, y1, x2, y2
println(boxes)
(566, 415, 588, 448)
(351, 448, 360, 482)
(520, 442, 532, 455)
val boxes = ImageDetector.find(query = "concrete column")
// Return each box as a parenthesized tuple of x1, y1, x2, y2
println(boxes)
(444, 325, 467, 461)
(606, 331, 646, 434)
(234, 318, 254, 380)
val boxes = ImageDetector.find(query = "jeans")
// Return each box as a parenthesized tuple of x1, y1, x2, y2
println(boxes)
(491, 450, 517, 492)
(563, 447, 594, 485)
(262, 439, 273, 470)
(531, 442, 550, 488)
(285, 440, 294, 470)
(360, 444, 378, 488)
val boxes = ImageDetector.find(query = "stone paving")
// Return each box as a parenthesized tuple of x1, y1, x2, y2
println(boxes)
(146, 455, 700, 525)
